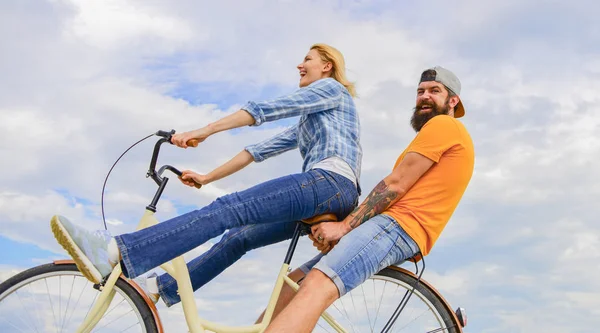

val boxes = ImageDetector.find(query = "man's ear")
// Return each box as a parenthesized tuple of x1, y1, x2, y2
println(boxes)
(449, 95, 460, 109)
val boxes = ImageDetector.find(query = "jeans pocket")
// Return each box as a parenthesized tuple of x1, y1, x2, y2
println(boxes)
(320, 170, 358, 218)
(377, 253, 394, 272)
(300, 170, 326, 188)
(315, 192, 342, 217)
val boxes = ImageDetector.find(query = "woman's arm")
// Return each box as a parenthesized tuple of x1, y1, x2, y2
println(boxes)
(243, 78, 344, 126)
(172, 110, 255, 148)
(180, 150, 255, 188)
(172, 79, 343, 148)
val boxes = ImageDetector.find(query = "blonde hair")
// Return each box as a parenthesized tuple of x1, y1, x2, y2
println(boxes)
(310, 43, 356, 97)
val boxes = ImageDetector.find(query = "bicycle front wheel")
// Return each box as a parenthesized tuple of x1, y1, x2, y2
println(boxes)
(0, 262, 159, 332)
(315, 266, 461, 333)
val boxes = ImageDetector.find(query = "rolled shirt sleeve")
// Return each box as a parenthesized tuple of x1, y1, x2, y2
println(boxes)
(245, 124, 299, 162)
(242, 78, 343, 126)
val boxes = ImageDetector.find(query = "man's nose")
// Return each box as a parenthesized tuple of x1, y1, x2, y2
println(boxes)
(419, 94, 432, 102)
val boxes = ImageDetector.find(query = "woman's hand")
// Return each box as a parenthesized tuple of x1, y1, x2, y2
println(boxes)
(179, 170, 210, 189)
(171, 127, 212, 148)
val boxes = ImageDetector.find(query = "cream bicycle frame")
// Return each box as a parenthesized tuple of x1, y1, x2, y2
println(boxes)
(75, 209, 348, 333)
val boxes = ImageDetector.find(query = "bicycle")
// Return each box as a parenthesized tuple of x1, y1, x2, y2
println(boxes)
(0, 130, 468, 332)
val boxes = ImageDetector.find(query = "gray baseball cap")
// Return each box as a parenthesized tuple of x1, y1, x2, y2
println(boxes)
(419, 66, 465, 118)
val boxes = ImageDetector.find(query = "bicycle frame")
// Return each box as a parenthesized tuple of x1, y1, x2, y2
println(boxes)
(71, 131, 349, 332)
(66, 132, 462, 333)
(74, 209, 347, 333)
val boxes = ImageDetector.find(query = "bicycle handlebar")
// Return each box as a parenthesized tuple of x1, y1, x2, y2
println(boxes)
(147, 129, 202, 189)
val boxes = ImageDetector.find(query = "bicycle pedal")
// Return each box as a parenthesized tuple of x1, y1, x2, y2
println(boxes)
(93, 276, 110, 291)
(455, 307, 467, 327)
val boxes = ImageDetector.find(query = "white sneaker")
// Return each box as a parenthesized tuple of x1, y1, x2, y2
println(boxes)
(132, 273, 160, 304)
(51, 215, 115, 284)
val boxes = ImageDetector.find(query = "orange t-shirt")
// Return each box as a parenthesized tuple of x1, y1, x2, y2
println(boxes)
(383, 115, 474, 256)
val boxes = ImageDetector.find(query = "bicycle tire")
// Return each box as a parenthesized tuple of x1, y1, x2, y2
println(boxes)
(376, 266, 460, 333)
(0, 262, 159, 332)
(316, 266, 461, 333)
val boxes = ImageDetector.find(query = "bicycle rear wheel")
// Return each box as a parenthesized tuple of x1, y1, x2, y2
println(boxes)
(0, 262, 159, 332)
(314, 266, 461, 333)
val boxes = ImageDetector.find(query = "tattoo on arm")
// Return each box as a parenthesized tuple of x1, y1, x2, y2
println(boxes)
(347, 180, 400, 229)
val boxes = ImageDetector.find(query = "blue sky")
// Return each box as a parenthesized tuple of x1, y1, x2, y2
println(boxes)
(1, 0, 599, 332)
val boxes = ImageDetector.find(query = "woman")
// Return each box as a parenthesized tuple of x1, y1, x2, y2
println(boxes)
(51, 43, 362, 307)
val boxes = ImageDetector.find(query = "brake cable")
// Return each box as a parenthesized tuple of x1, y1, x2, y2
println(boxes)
(100, 133, 155, 230)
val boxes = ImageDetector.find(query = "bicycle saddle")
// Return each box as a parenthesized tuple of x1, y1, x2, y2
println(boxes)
(301, 213, 338, 225)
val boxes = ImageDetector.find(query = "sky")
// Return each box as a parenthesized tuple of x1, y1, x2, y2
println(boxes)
(0, 0, 599, 332)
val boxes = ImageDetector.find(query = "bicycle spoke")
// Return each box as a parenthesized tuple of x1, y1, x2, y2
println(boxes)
(397, 299, 417, 332)
(330, 299, 359, 333)
(60, 275, 76, 332)
(45, 278, 59, 333)
(58, 275, 62, 332)
(392, 305, 435, 332)
(14, 289, 38, 332)
(102, 297, 126, 319)
(317, 271, 455, 333)
(27, 282, 44, 333)
(333, 294, 358, 333)
(94, 306, 135, 332)
(0, 265, 152, 332)
(359, 283, 373, 332)
(83, 290, 100, 322)
(65, 277, 89, 326)
(120, 321, 141, 332)
(316, 321, 334, 333)
(0, 316, 29, 333)
(372, 280, 388, 329)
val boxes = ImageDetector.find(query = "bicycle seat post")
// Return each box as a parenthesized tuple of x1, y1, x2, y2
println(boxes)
(283, 223, 304, 265)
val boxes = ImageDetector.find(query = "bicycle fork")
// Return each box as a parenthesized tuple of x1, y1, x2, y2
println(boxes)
(75, 265, 123, 333)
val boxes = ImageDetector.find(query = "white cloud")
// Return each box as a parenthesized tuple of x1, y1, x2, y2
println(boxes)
(1, 0, 600, 332)
(60, 0, 194, 50)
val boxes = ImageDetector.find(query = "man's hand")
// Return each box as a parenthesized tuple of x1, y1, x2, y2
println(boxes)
(179, 170, 210, 189)
(311, 222, 351, 244)
(171, 127, 212, 148)
(308, 234, 338, 254)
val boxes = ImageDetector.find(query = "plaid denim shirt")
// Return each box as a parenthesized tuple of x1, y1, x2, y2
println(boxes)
(243, 78, 362, 192)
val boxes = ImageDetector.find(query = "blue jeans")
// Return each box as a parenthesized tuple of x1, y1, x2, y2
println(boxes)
(299, 214, 420, 297)
(114, 169, 358, 306)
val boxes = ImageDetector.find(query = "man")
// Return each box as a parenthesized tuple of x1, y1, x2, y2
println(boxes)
(264, 66, 475, 332)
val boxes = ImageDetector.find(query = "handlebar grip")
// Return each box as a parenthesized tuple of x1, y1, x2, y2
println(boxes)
(187, 139, 199, 147)
(179, 174, 203, 189)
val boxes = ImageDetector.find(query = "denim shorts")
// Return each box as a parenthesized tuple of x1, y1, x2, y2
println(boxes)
(299, 214, 420, 297)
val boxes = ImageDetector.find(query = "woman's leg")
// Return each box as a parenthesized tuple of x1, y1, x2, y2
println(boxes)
(116, 169, 357, 279)
(157, 221, 297, 307)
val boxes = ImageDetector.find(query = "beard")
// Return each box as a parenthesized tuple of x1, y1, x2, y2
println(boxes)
(410, 98, 452, 132)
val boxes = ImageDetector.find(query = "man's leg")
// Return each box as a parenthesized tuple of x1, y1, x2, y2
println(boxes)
(265, 214, 420, 333)
(254, 253, 324, 323)
(266, 269, 339, 332)
(157, 221, 297, 307)
(254, 268, 305, 324)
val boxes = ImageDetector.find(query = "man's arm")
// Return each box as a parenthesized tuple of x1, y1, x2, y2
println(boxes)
(311, 152, 435, 243)
(346, 152, 435, 229)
